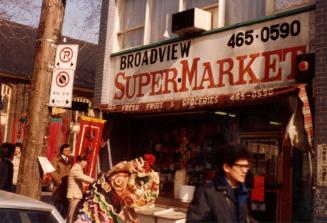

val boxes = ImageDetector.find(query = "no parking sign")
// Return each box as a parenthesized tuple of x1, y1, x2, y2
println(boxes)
(55, 44, 79, 69)
(49, 69, 75, 107)
(49, 44, 79, 108)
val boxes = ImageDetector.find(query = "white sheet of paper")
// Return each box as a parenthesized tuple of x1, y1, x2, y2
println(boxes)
(38, 156, 55, 173)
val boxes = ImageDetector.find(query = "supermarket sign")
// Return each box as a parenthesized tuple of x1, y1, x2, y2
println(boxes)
(102, 11, 311, 113)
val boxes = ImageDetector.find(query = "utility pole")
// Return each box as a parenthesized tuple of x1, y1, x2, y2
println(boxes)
(17, 0, 66, 199)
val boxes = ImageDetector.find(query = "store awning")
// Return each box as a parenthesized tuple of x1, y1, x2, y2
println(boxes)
(99, 83, 313, 153)
(99, 84, 301, 114)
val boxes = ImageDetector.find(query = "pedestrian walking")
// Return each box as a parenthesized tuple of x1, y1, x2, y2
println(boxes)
(50, 144, 73, 218)
(66, 155, 95, 223)
(11, 142, 23, 192)
(0, 143, 14, 191)
(186, 143, 251, 223)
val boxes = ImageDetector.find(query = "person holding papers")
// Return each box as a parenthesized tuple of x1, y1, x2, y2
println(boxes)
(50, 144, 73, 218)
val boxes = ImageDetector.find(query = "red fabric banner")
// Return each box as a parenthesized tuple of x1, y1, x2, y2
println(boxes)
(0, 111, 2, 144)
(10, 115, 18, 143)
(47, 118, 64, 161)
(75, 116, 106, 178)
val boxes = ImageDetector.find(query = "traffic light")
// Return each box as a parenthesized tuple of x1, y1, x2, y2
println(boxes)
(295, 53, 315, 83)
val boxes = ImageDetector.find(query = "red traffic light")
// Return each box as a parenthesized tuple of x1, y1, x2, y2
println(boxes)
(295, 53, 315, 83)
(298, 61, 309, 72)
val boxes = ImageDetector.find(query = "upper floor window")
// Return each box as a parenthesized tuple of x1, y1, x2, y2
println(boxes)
(117, 0, 146, 49)
(149, 0, 179, 42)
(185, 0, 218, 29)
(275, 0, 314, 11)
(114, 0, 314, 51)
(225, 0, 265, 25)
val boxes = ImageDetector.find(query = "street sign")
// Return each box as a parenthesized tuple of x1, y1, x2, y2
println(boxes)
(48, 69, 75, 108)
(55, 44, 79, 69)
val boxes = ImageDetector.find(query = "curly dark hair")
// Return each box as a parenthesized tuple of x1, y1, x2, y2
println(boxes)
(216, 143, 250, 175)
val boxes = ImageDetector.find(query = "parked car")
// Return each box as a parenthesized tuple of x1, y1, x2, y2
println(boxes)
(0, 190, 64, 223)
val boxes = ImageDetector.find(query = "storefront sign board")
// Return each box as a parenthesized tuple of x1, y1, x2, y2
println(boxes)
(104, 11, 311, 113)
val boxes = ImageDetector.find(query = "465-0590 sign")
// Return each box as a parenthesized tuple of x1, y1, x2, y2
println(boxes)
(227, 20, 301, 48)
(229, 88, 274, 102)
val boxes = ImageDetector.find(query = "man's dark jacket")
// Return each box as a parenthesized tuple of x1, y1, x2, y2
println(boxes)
(186, 175, 249, 223)
(0, 158, 13, 191)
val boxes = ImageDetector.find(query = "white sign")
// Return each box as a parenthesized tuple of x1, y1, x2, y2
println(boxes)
(38, 156, 55, 173)
(105, 11, 311, 112)
(55, 44, 79, 69)
(317, 144, 327, 186)
(49, 69, 75, 108)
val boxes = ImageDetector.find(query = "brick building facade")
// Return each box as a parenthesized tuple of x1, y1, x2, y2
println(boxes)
(313, 0, 327, 222)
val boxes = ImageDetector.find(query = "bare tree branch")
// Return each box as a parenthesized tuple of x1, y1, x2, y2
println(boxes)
(0, 0, 101, 43)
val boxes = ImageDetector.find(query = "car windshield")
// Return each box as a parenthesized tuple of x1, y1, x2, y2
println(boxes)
(0, 208, 58, 223)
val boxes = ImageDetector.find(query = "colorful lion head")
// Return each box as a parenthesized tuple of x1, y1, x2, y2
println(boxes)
(75, 154, 159, 223)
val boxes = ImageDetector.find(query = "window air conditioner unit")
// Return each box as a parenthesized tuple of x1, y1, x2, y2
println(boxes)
(172, 8, 211, 36)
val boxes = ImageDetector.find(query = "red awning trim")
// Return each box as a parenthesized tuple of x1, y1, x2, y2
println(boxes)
(99, 85, 300, 114)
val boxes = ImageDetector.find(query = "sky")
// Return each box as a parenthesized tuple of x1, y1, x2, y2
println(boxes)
(0, 0, 101, 44)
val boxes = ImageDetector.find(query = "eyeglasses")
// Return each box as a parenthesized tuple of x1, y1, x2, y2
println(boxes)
(233, 163, 250, 170)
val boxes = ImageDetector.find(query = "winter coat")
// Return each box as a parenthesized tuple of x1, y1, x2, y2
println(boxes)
(0, 158, 13, 191)
(186, 175, 249, 223)
(67, 163, 94, 199)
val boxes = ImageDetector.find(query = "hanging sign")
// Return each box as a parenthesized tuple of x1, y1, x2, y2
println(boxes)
(55, 44, 79, 69)
(48, 69, 75, 107)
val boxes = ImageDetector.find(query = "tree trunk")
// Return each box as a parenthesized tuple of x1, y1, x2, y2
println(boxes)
(17, 0, 65, 199)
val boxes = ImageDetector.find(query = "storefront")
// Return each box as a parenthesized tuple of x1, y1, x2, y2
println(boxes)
(99, 8, 314, 222)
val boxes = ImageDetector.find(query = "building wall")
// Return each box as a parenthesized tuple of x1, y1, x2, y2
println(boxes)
(94, 0, 115, 105)
(97, 0, 321, 221)
(313, 0, 327, 222)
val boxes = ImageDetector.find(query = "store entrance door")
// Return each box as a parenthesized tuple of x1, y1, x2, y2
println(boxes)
(241, 134, 292, 222)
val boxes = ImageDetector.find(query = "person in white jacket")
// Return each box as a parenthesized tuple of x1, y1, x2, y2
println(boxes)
(66, 155, 95, 223)
(12, 143, 22, 192)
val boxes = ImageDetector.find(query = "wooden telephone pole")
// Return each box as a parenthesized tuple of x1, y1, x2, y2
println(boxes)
(17, 0, 66, 199)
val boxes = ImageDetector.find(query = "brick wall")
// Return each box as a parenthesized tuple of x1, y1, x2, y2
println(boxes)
(313, 0, 327, 222)
(94, 0, 115, 105)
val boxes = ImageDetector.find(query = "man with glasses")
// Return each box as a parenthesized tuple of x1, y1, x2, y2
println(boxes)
(187, 144, 251, 223)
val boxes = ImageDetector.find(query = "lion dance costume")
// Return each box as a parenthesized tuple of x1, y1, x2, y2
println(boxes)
(75, 154, 159, 223)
